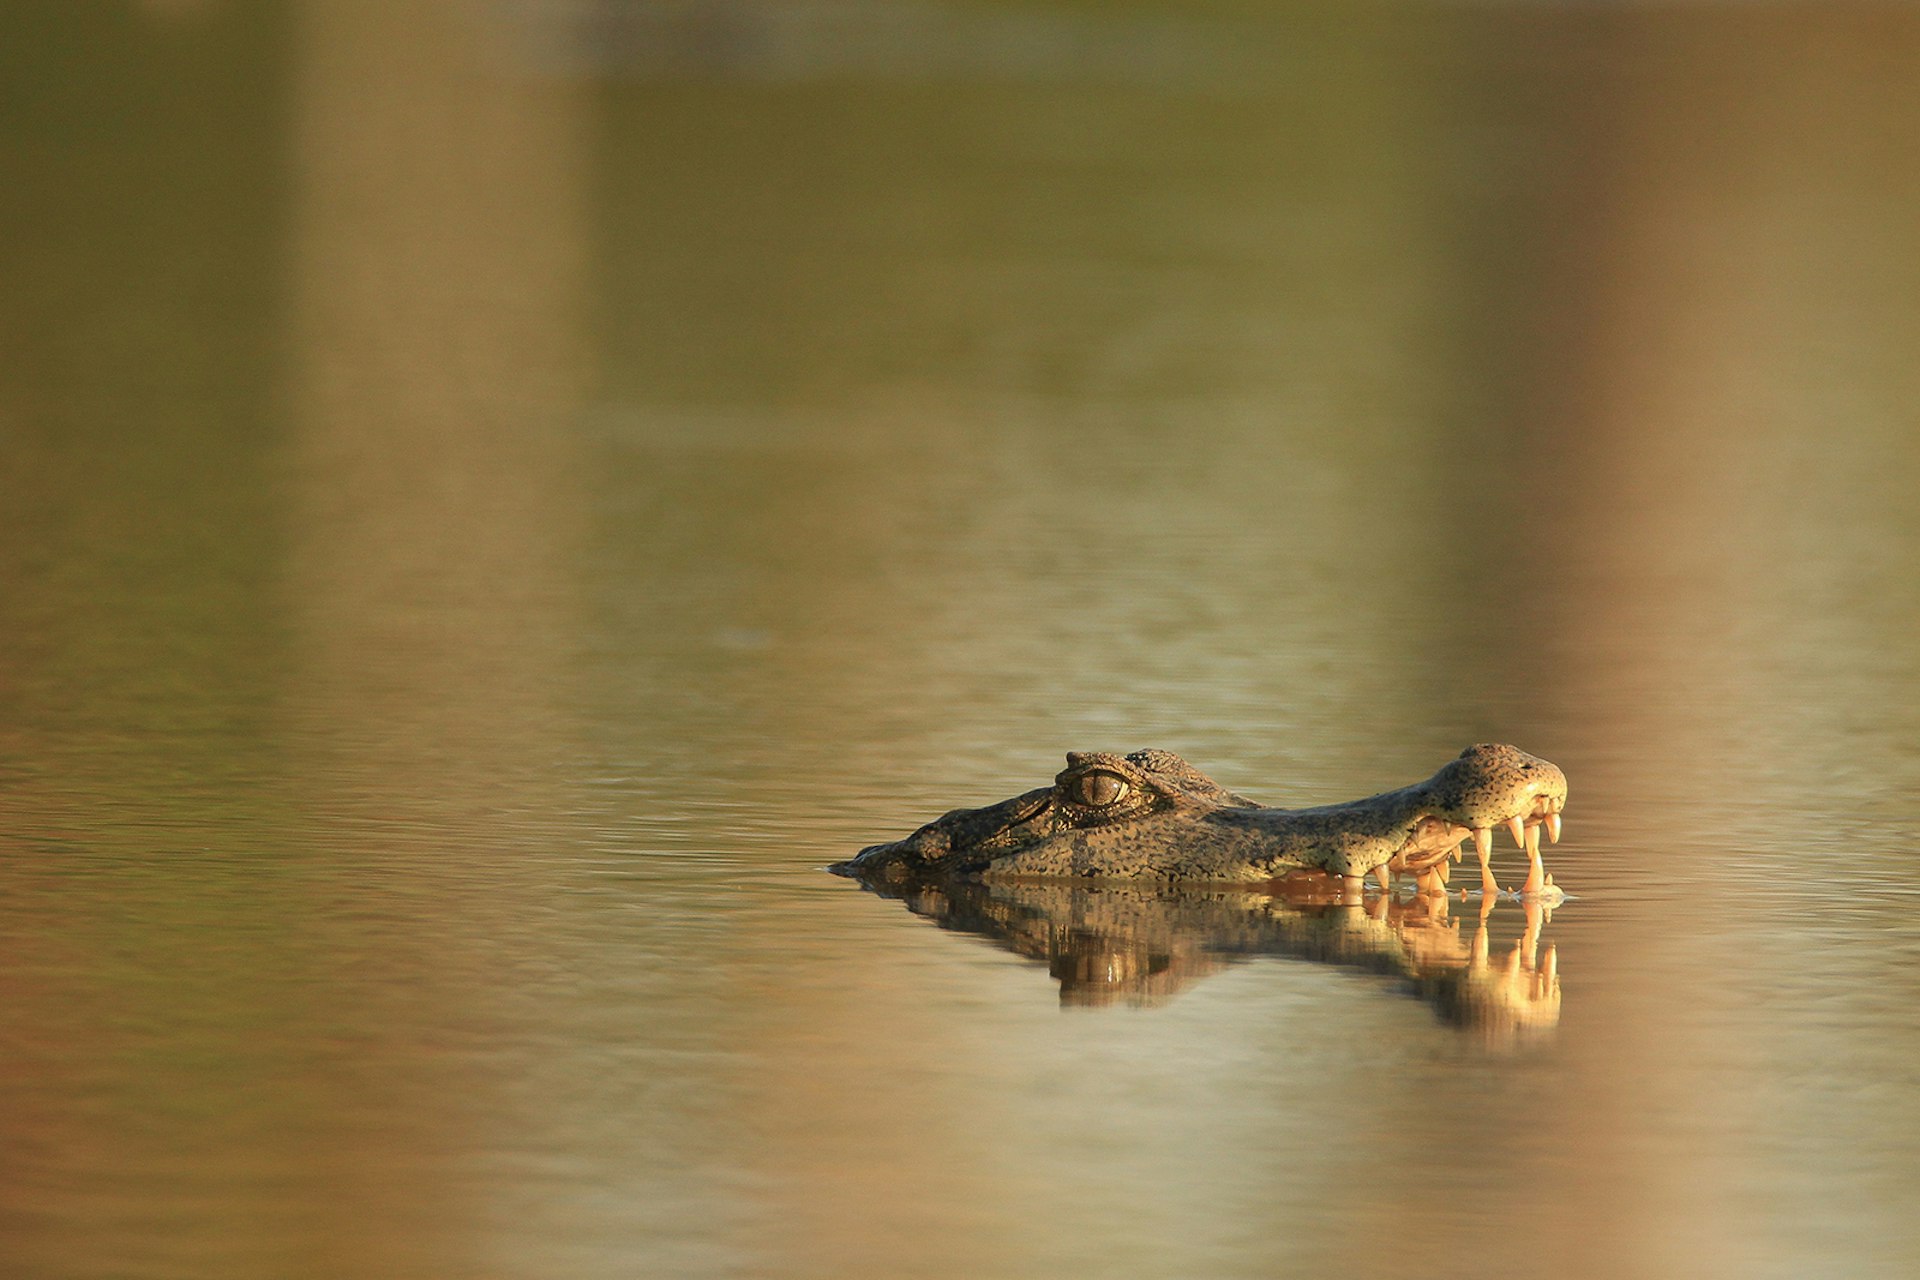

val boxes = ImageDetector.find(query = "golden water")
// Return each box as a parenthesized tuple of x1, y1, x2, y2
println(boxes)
(3, 4, 1918, 1277)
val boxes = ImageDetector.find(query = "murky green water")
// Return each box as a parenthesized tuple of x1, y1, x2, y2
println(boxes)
(5, 4, 1920, 1278)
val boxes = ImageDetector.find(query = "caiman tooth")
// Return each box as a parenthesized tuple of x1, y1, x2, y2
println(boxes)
(1546, 811, 1562, 843)
(1506, 815, 1527, 847)
(1471, 826, 1501, 896)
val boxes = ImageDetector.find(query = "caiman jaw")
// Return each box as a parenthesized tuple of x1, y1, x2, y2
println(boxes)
(1393, 817, 1473, 874)
(1466, 789, 1566, 897)
(1398, 744, 1569, 897)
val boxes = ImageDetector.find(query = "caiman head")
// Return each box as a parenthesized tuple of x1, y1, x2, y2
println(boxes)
(831, 744, 1570, 894)
(829, 748, 1262, 885)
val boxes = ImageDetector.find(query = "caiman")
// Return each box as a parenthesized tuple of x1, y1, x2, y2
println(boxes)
(830, 743, 1568, 897)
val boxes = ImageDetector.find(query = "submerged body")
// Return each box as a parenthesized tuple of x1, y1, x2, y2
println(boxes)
(831, 743, 1568, 896)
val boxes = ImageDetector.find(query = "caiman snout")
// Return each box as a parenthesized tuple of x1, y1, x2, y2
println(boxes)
(1419, 744, 1568, 897)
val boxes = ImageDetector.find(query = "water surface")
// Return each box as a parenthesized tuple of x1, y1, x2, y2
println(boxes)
(3, 4, 1919, 1278)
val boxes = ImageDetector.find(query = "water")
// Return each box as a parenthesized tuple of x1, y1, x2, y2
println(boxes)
(4, 3, 1920, 1277)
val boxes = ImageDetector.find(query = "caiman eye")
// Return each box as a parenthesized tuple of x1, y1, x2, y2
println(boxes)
(1073, 772, 1129, 807)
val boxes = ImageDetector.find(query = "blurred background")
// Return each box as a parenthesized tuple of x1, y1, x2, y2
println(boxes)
(2, 2, 1918, 1278)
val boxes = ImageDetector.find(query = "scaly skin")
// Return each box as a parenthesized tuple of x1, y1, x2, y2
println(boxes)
(830, 743, 1568, 895)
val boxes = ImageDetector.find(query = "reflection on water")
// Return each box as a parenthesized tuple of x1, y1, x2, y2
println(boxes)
(4, 3, 1920, 1279)
(848, 876, 1561, 1031)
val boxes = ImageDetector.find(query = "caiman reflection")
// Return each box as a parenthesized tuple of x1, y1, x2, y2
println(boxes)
(872, 877, 1563, 1035)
